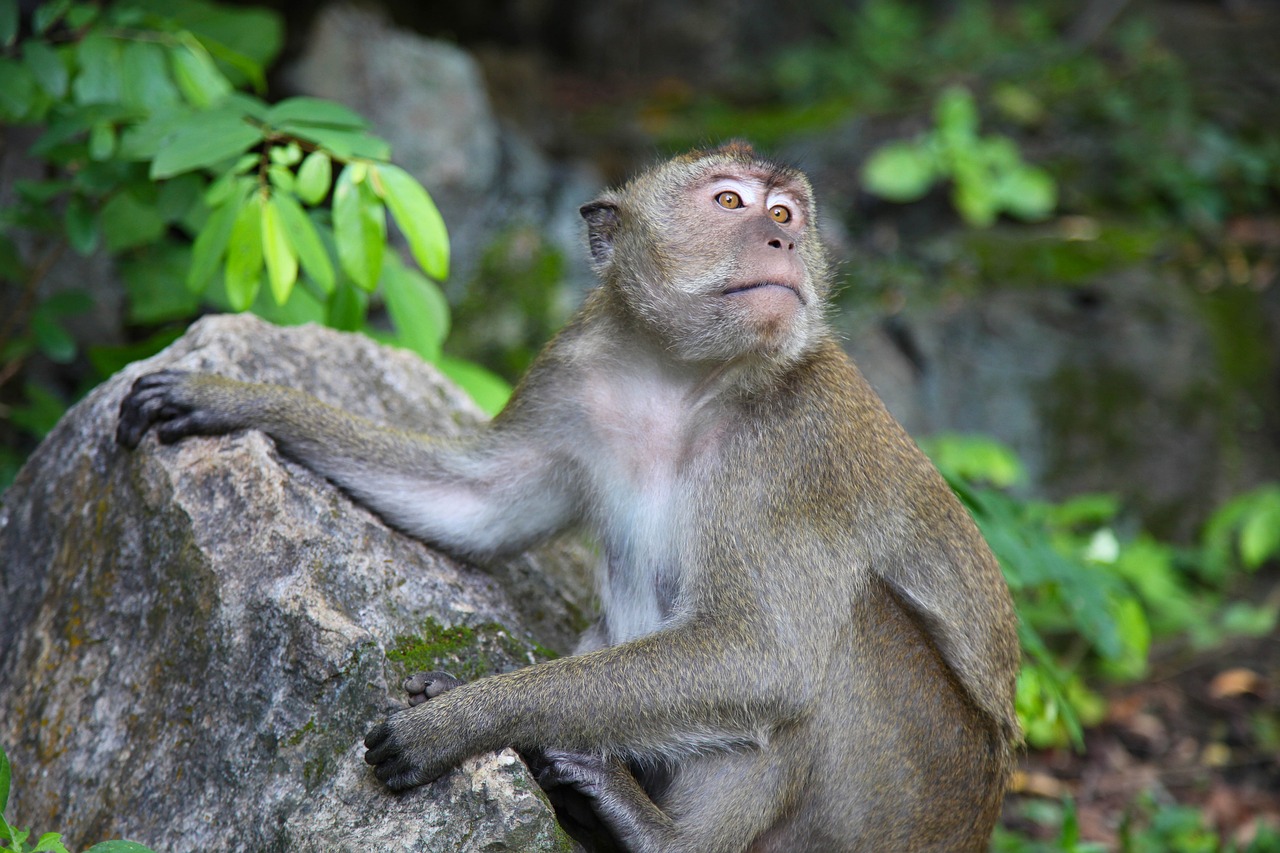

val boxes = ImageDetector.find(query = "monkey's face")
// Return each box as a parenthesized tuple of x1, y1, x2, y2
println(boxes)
(583, 147, 831, 368)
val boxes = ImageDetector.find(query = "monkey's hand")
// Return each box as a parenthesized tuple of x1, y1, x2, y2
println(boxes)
(117, 370, 247, 449)
(403, 670, 463, 706)
(364, 672, 473, 790)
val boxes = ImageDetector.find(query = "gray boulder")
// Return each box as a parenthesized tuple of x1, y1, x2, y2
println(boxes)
(0, 314, 587, 852)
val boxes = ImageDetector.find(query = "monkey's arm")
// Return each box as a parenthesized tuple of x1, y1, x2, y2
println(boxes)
(363, 619, 797, 787)
(366, 620, 797, 852)
(116, 370, 578, 557)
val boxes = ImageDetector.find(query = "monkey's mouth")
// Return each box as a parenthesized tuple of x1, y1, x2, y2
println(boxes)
(722, 281, 806, 305)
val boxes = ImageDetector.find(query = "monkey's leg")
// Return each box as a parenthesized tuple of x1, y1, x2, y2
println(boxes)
(117, 370, 577, 558)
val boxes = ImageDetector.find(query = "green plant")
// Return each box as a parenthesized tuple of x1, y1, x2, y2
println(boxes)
(923, 435, 1279, 749)
(0, 744, 153, 853)
(0, 0, 510, 489)
(861, 86, 1057, 227)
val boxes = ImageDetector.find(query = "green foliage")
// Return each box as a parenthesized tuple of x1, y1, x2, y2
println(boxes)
(0, 0, 511, 486)
(923, 435, 1280, 749)
(996, 793, 1280, 852)
(1202, 485, 1280, 582)
(0, 744, 155, 853)
(862, 86, 1057, 227)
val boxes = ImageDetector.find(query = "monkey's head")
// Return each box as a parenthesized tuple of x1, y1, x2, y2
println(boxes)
(580, 142, 831, 366)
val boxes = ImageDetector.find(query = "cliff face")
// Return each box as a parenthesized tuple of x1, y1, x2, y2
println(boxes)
(0, 314, 585, 852)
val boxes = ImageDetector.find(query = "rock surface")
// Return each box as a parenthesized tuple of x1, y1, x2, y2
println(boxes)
(0, 314, 587, 852)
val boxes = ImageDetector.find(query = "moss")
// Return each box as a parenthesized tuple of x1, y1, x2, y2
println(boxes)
(284, 717, 316, 747)
(386, 618, 556, 683)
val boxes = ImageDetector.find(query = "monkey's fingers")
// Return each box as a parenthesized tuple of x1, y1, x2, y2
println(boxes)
(535, 748, 611, 798)
(363, 721, 438, 791)
(116, 370, 194, 448)
(403, 670, 463, 706)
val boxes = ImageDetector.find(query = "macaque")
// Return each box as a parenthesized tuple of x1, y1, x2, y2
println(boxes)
(118, 142, 1020, 852)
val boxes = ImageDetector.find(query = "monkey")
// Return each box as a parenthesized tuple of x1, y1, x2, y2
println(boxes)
(117, 141, 1021, 852)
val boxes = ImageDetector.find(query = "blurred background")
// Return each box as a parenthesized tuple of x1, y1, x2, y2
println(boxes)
(1, 0, 1277, 848)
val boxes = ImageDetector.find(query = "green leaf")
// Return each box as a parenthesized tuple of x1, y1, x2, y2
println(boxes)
(861, 141, 937, 202)
(921, 434, 1024, 488)
(33, 0, 70, 34)
(73, 33, 124, 105)
(249, 275, 326, 327)
(0, 742, 11, 813)
(0, 0, 16, 47)
(326, 282, 367, 331)
(267, 164, 295, 194)
(272, 191, 334, 294)
(934, 85, 979, 148)
(267, 97, 368, 129)
(117, 105, 197, 161)
(100, 191, 166, 252)
(65, 3, 97, 28)
(157, 173, 207, 226)
(437, 356, 512, 416)
(31, 311, 76, 362)
(280, 123, 390, 161)
(173, 2, 281, 89)
(260, 194, 298, 305)
(372, 164, 450, 281)
(121, 242, 200, 325)
(0, 57, 37, 121)
(2, 821, 32, 852)
(120, 40, 181, 111)
(295, 151, 332, 205)
(333, 166, 385, 291)
(224, 193, 264, 311)
(82, 842, 158, 853)
(65, 194, 98, 256)
(198, 35, 268, 95)
(170, 35, 233, 108)
(952, 175, 998, 228)
(995, 166, 1057, 222)
(1240, 497, 1280, 568)
(31, 831, 70, 853)
(189, 181, 250, 293)
(24, 41, 68, 98)
(89, 121, 116, 161)
(382, 257, 448, 361)
(269, 141, 302, 166)
(149, 109, 263, 179)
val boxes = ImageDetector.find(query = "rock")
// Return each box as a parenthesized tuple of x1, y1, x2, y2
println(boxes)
(840, 262, 1280, 538)
(0, 314, 585, 852)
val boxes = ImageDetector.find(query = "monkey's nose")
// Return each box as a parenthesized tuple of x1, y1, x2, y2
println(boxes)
(767, 238, 795, 251)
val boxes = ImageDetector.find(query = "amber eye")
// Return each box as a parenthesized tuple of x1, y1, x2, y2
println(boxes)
(769, 204, 791, 223)
(715, 191, 742, 209)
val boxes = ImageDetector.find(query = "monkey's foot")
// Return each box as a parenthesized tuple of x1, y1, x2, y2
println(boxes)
(534, 748, 614, 799)
(403, 670, 463, 706)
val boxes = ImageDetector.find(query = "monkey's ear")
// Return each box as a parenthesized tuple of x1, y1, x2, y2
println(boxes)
(580, 200, 621, 267)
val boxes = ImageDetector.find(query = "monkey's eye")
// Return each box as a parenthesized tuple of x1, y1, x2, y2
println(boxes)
(715, 191, 742, 210)
(769, 204, 792, 223)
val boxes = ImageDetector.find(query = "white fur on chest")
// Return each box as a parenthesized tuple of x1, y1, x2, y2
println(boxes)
(579, 365, 711, 644)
